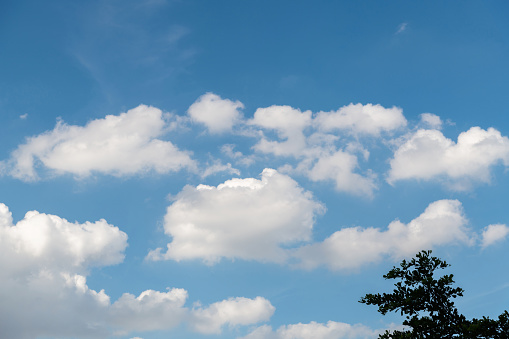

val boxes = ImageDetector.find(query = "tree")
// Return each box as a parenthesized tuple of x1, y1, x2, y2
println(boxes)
(360, 250, 508, 338)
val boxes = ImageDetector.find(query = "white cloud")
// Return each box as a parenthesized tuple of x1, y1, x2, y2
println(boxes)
(292, 200, 471, 271)
(148, 189, 500, 272)
(306, 150, 377, 198)
(0, 203, 127, 278)
(314, 103, 407, 136)
(6, 105, 196, 181)
(1, 271, 271, 338)
(188, 92, 244, 133)
(107, 290, 274, 337)
(249, 105, 312, 157)
(0, 271, 111, 339)
(247, 104, 387, 197)
(0, 202, 274, 338)
(396, 22, 408, 34)
(388, 127, 509, 189)
(0, 203, 126, 338)
(481, 224, 509, 248)
(250, 106, 312, 136)
(147, 169, 325, 264)
(420, 113, 442, 129)
(110, 288, 189, 332)
(240, 321, 384, 339)
(221, 144, 256, 166)
(191, 297, 275, 334)
(19, 113, 28, 120)
(201, 158, 240, 178)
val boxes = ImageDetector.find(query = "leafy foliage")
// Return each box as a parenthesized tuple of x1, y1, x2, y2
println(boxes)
(360, 250, 508, 338)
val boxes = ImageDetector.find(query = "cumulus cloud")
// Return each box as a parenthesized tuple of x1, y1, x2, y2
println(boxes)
(240, 321, 385, 339)
(249, 105, 312, 157)
(188, 92, 244, 133)
(201, 158, 240, 178)
(292, 200, 472, 271)
(108, 290, 274, 337)
(0, 203, 126, 338)
(314, 103, 407, 136)
(147, 169, 325, 264)
(388, 127, 509, 189)
(306, 150, 377, 197)
(1, 271, 111, 339)
(247, 103, 399, 197)
(0, 203, 274, 338)
(110, 288, 189, 332)
(148, 175, 495, 272)
(146, 169, 492, 271)
(5, 105, 196, 181)
(6, 98, 406, 197)
(191, 297, 275, 334)
(420, 113, 442, 129)
(481, 224, 509, 248)
(0, 203, 127, 278)
(221, 144, 256, 166)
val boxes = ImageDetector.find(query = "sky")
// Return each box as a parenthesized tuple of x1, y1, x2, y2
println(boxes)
(1, 1, 509, 338)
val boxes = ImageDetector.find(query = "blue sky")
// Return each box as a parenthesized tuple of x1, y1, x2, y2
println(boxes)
(1, 1, 509, 338)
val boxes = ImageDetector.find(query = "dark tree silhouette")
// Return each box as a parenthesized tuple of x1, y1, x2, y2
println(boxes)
(360, 250, 509, 338)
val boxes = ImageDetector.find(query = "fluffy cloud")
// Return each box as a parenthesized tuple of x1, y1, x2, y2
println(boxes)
(0, 203, 273, 338)
(108, 290, 274, 337)
(188, 92, 244, 133)
(247, 104, 389, 197)
(314, 103, 406, 136)
(201, 158, 240, 178)
(148, 176, 497, 271)
(481, 224, 509, 248)
(110, 288, 189, 332)
(249, 105, 312, 157)
(147, 169, 325, 264)
(2, 272, 272, 338)
(306, 150, 377, 197)
(293, 200, 472, 271)
(0, 203, 127, 278)
(0, 203, 127, 338)
(388, 127, 509, 189)
(191, 297, 275, 334)
(420, 113, 442, 129)
(221, 144, 256, 166)
(4, 99, 406, 196)
(0, 271, 111, 339)
(146, 168, 494, 271)
(5, 105, 196, 181)
(241, 321, 384, 339)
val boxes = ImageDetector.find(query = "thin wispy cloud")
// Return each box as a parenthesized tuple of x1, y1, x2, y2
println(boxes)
(396, 22, 408, 34)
